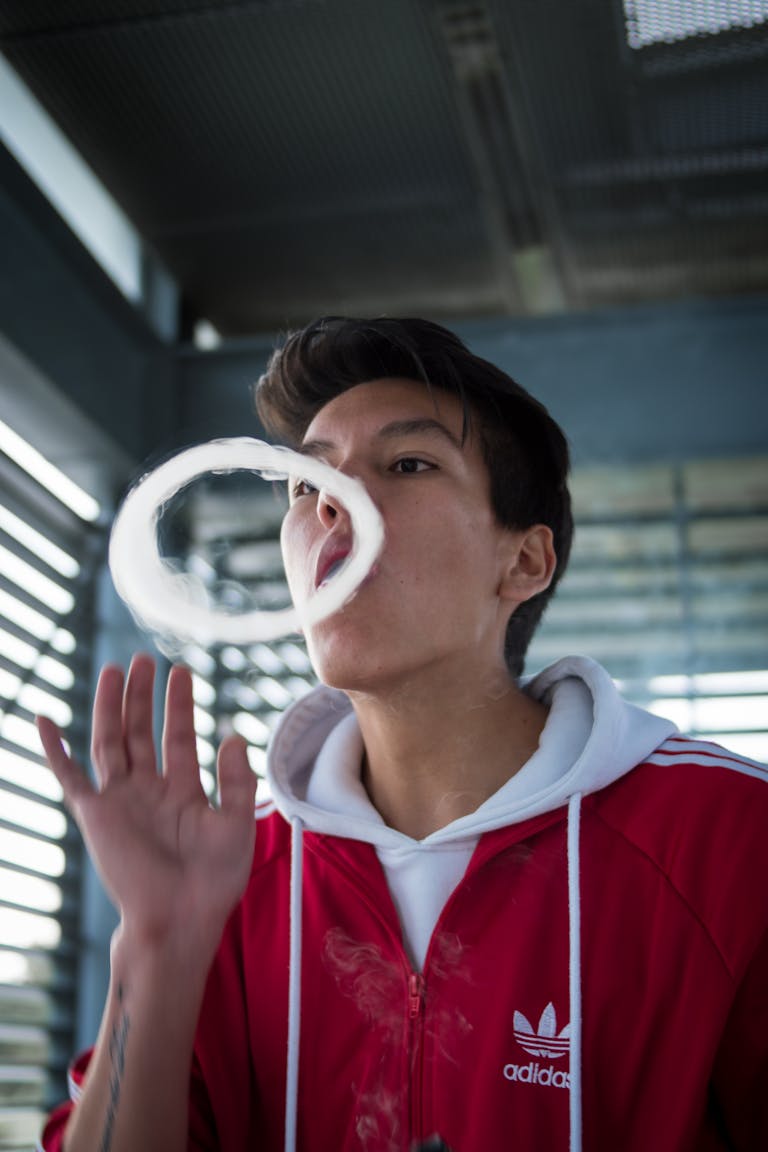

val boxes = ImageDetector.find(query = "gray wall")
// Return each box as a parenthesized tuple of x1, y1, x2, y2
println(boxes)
(176, 297, 768, 466)
(458, 299, 768, 465)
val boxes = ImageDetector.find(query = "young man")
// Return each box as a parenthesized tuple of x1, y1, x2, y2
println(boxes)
(39, 317, 768, 1152)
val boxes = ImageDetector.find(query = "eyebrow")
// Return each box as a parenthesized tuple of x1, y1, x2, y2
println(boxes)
(298, 417, 464, 459)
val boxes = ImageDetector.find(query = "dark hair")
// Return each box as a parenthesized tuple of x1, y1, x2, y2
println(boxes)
(254, 316, 572, 676)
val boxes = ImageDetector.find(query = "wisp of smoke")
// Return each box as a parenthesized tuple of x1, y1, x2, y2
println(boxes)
(108, 437, 384, 648)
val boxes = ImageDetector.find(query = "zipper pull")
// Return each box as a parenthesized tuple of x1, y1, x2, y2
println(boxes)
(409, 972, 424, 1018)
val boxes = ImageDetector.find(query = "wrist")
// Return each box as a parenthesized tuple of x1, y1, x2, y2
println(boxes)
(111, 920, 220, 990)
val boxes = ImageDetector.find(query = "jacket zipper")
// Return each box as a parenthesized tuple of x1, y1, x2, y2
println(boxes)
(409, 972, 424, 1019)
(408, 971, 425, 1141)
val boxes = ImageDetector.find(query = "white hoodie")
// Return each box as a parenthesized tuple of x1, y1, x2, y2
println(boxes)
(267, 656, 676, 885)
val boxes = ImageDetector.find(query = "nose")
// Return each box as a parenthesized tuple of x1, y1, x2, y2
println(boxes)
(316, 486, 349, 529)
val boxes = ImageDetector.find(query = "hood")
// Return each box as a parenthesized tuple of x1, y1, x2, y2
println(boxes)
(266, 655, 677, 845)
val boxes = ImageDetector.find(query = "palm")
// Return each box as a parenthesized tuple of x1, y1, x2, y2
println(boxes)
(38, 656, 257, 953)
(78, 771, 253, 934)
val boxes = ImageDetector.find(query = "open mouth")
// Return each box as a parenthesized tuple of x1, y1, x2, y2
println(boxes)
(319, 557, 348, 586)
(315, 545, 352, 588)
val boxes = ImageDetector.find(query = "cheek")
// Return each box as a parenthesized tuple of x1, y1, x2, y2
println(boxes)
(417, 513, 502, 596)
(408, 502, 490, 561)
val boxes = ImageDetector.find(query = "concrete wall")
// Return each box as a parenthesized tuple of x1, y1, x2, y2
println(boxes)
(458, 298, 768, 465)
(176, 297, 768, 467)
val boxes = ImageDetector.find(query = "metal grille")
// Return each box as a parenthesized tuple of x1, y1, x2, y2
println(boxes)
(623, 0, 768, 50)
(0, 423, 100, 1150)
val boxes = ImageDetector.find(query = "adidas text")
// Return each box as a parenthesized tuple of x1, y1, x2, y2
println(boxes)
(503, 1061, 571, 1089)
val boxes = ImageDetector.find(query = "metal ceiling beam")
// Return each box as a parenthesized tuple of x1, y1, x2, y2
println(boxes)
(431, 0, 575, 314)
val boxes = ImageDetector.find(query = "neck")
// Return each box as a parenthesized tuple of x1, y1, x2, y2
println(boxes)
(348, 664, 548, 839)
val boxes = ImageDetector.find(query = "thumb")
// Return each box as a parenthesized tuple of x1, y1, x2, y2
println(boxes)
(217, 735, 258, 816)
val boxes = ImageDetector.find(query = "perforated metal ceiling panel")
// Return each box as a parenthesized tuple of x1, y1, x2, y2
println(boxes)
(2, 0, 767, 334)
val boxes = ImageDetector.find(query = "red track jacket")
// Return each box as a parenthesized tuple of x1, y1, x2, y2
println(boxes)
(41, 659, 768, 1151)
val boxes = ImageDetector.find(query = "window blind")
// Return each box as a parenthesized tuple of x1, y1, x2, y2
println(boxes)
(528, 455, 768, 763)
(0, 434, 100, 1150)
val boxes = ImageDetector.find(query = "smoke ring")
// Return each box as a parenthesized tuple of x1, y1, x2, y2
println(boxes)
(108, 438, 385, 646)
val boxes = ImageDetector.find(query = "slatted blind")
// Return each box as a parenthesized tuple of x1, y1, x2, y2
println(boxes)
(528, 455, 768, 762)
(0, 423, 100, 1150)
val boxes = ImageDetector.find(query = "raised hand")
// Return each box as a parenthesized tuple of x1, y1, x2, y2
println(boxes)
(37, 654, 257, 960)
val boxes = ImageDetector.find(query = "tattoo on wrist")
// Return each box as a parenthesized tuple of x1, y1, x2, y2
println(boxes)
(100, 983, 130, 1152)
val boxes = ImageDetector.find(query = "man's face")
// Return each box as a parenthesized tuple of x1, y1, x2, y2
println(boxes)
(280, 378, 527, 693)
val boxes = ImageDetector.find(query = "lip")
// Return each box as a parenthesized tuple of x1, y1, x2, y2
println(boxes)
(314, 537, 353, 588)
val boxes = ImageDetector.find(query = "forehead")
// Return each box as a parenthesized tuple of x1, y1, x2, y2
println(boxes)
(302, 377, 467, 441)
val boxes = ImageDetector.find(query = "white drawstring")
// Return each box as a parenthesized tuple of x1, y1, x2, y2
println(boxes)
(567, 793, 583, 1152)
(285, 816, 304, 1152)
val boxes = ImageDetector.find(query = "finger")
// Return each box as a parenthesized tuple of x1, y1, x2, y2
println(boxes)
(90, 664, 128, 787)
(162, 664, 201, 790)
(122, 653, 157, 777)
(217, 736, 258, 816)
(37, 715, 94, 807)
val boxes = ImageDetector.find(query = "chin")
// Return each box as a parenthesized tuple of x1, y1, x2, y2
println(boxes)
(304, 605, 446, 693)
(309, 641, 440, 700)
(306, 631, 395, 694)
(308, 649, 381, 693)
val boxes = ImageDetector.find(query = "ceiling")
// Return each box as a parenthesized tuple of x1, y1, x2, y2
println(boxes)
(2, 0, 768, 336)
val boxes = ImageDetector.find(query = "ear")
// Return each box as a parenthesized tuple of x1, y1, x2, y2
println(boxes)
(497, 524, 557, 605)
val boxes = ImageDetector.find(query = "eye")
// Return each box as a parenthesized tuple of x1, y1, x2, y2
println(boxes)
(391, 457, 434, 475)
(290, 477, 318, 500)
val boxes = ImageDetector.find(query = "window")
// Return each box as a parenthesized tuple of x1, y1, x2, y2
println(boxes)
(0, 420, 101, 1149)
(0, 57, 142, 306)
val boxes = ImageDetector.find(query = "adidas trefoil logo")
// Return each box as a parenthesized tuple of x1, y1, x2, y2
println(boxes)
(513, 1002, 570, 1060)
